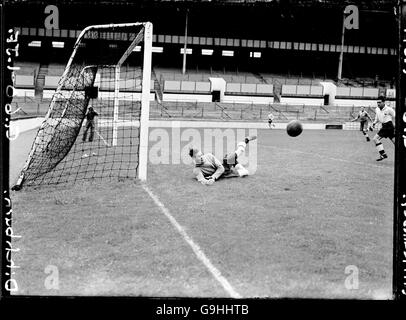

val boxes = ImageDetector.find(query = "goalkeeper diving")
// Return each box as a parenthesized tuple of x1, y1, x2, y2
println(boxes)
(189, 135, 256, 185)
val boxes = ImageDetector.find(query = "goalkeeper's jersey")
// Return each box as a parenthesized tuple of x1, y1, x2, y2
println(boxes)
(195, 153, 224, 177)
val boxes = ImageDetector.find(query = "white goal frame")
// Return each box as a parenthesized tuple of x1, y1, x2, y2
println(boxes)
(75, 22, 153, 181)
(62, 22, 152, 181)
(13, 22, 152, 190)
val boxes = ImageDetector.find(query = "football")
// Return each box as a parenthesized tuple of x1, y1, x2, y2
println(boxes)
(286, 120, 303, 137)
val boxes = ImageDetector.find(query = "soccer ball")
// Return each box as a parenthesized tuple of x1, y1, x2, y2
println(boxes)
(286, 120, 303, 137)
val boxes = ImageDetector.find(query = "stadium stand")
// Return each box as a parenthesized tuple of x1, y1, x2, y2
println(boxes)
(15, 75, 34, 88)
(47, 63, 65, 76)
(281, 84, 324, 97)
(154, 67, 262, 83)
(195, 82, 211, 93)
(14, 62, 38, 89)
(15, 62, 39, 76)
(13, 62, 390, 105)
(336, 86, 379, 99)
(44, 76, 59, 89)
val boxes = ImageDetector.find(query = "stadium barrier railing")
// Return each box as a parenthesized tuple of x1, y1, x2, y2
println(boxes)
(11, 95, 377, 123)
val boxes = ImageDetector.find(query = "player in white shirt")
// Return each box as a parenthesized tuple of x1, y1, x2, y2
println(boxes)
(189, 136, 256, 185)
(371, 96, 395, 161)
(268, 113, 275, 128)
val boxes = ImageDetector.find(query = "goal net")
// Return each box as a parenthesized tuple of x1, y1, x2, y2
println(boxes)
(12, 22, 153, 190)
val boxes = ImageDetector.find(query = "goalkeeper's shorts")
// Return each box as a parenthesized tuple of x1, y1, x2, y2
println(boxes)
(223, 152, 238, 173)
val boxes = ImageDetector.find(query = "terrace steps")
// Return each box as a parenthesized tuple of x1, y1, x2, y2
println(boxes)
(34, 64, 48, 98)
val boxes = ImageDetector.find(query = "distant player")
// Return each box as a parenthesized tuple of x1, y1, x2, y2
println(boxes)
(268, 112, 275, 128)
(350, 106, 373, 141)
(188, 136, 256, 185)
(371, 96, 395, 161)
(82, 106, 99, 142)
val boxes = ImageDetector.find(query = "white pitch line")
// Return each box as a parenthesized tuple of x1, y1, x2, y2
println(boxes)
(94, 128, 110, 147)
(141, 184, 241, 299)
(262, 144, 394, 170)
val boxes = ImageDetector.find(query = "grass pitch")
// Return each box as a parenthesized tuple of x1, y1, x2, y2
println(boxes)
(9, 126, 394, 298)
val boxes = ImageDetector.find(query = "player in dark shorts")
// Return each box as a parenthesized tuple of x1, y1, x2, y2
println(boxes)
(82, 106, 99, 142)
(372, 96, 395, 161)
(350, 107, 373, 141)
(221, 151, 248, 179)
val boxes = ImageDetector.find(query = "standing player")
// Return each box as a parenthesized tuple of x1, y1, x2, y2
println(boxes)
(371, 96, 395, 161)
(350, 106, 373, 141)
(82, 106, 99, 142)
(188, 136, 256, 185)
(267, 112, 276, 128)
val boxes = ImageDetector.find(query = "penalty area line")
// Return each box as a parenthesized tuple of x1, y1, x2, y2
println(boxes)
(141, 184, 242, 299)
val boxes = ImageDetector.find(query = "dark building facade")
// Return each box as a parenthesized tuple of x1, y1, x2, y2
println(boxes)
(4, 0, 399, 79)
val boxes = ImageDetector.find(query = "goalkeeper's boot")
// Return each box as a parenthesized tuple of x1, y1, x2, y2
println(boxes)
(235, 164, 249, 177)
(245, 135, 257, 144)
(376, 154, 388, 161)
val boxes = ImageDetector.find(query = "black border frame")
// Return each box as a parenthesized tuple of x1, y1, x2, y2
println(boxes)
(1, 0, 11, 300)
(393, 0, 406, 301)
(1, 0, 406, 310)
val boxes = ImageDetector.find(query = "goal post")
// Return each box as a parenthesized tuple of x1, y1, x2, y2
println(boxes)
(138, 22, 152, 181)
(113, 65, 120, 147)
(12, 22, 153, 190)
